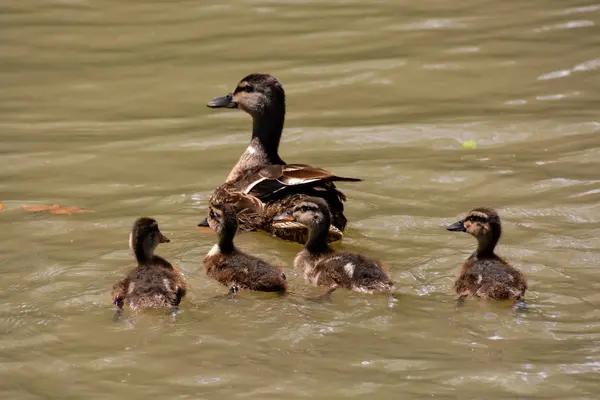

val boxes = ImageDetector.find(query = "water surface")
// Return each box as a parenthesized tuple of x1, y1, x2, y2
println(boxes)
(1, 0, 600, 398)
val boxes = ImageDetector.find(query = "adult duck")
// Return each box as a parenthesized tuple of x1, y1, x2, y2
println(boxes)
(198, 73, 361, 244)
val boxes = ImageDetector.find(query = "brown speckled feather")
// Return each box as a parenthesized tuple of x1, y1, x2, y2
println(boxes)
(112, 257, 187, 310)
(204, 249, 287, 292)
(208, 164, 359, 243)
(455, 255, 527, 300)
(295, 250, 394, 294)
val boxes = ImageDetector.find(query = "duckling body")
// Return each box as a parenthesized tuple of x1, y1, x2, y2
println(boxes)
(276, 197, 394, 294)
(112, 218, 187, 310)
(203, 203, 287, 293)
(447, 208, 527, 301)
(295, 251, 393, 294)
(200, 73, 361, 244)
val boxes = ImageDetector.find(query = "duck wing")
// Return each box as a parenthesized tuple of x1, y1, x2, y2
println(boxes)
(202, 164, 361, 239)
(244, 164, 361, 202)
(244, 164, 360, 233)
(209, 189, 266, 230)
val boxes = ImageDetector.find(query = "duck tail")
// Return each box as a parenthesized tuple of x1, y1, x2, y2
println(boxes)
(331, 176, 362, 182)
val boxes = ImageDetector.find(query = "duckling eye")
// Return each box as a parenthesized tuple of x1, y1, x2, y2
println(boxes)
(468, 216, 486, 223)
(209, 210, 216, 219)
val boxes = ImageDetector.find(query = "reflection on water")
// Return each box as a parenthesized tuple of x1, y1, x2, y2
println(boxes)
(1, 0, 599, 398)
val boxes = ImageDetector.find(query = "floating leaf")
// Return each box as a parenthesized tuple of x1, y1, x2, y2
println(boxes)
(22, 205, 59, 212)
(50, 206, 94, 215)
(22, 204, 94, 215)
(0, 203, 4, 212)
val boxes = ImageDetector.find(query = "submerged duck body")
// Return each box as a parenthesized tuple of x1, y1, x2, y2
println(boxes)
(276, 197, 394, 294)
(447, 207, 527, 301)
(112, 218, 187, 310)
(203, 202, 287, 293)
(200, 73, 361, 244)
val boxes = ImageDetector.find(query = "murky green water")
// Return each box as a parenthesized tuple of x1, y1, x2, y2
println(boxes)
(1, 0, 600, 398)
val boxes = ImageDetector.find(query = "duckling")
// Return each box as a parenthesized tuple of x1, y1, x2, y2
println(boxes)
(274, 197, 394, 294)
(447, 208, 527, 301)
(198, 73, 361, 244)
(111, 218, 187, 311)
(203, 202, 287, 293)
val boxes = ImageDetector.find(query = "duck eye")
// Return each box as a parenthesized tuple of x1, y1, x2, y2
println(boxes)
(236, 85, 253, 93)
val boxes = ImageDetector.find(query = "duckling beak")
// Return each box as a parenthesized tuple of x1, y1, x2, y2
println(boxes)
(159, 232, 171, 243)
(446, 219, 467, 232)
(207, 93, 237, 108)
(198, 217, 209, 227)
(273, 212, 295, 222)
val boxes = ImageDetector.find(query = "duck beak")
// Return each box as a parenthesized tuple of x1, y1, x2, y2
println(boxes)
(207, 93, 237, 108)
(198, 217, 209, 227)
(273, 212, 295, 222)
(446, 219, 467, 232)
(159, 232, 171, 243)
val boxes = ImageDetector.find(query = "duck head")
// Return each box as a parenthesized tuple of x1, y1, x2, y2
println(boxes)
(130, 217, 169, 262)
(274, 197, 331, 229)
(274, 197, 332, 251)
(207, 203, 239, 252)
(207, 73, 285, 117)
(207, 203, 238, 233)
(447, 207, 502, 254)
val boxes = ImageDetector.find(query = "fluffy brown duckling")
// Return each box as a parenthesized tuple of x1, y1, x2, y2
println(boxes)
(198, 73, 361, 244)
(274, 197, 394, 294)
(447, 207, 527, 301)
(112, 218, 187, 311)
(203, 202, 287, 293)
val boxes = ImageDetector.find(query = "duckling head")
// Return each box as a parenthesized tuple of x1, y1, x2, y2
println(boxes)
(207, 73, 285, 117)
(447, 207, 502, 250)
(130, 217, 170, 262)
(274, 197, 331, 229)
(207, 203, 239, 236)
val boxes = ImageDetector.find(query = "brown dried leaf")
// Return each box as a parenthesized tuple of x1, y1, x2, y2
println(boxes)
(50, 206, 94, 215)
(22, 204, 94, 215)
(22, 205, 60, 212)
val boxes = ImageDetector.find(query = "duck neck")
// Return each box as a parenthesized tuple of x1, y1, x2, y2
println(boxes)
(476, 235, 498, 258)
(305, 215, 332, 255)
(132, 235, 154, 264)
(226, 104, 286, 182)
(218, 224, 237, 255)
(250, 104, 285, 165)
